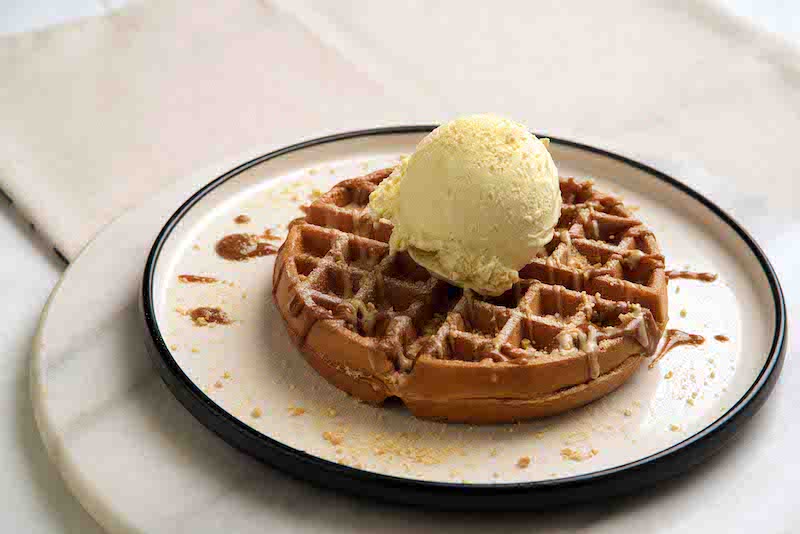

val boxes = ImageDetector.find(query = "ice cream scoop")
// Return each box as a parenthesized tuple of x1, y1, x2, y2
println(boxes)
(369, 114, 562, 296)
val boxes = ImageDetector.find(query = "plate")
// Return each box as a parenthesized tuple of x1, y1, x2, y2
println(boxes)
(141, 127, 786, 510)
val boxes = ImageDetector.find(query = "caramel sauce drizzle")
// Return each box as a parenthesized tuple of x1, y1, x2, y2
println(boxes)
(648, 329, 705, 369)
(666, 270, 718, 282)
(178, 275, 218, 284)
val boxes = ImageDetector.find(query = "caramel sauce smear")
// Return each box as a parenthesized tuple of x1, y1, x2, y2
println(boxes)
(215, 228, 280, 261)
(189, 307, 231, 326)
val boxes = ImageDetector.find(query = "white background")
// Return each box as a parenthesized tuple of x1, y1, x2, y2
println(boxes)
(0, 1, 797, 532)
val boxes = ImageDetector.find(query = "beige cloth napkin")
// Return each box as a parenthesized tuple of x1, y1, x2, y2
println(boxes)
(0, 0, 421, 260)
(2, 0, 799, 260)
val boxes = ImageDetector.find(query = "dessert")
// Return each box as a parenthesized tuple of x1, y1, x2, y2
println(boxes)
(370, 114, 561, 296)
(272, 117, 668, 423)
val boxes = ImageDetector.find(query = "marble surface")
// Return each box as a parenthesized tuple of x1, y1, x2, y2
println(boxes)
(1, 2, 799, 534)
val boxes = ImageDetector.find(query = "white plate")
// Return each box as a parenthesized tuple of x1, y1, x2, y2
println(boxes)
(141, 128, 785, 509)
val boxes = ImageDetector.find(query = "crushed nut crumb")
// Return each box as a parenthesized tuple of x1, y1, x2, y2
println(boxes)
(288, 407, 306, 417)
(251, 407, 263, 418)
(664, 370, 674, 379)
(560, 448, 596, 462)
(517, 456, 531, 468)
(322, 431, 344, 446)
(680, 309, 687, 318)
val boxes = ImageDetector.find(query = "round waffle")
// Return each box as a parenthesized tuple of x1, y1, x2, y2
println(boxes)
(273, 168, 668, 423)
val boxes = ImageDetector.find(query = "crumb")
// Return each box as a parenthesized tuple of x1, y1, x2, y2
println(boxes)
(521, 338, 532, 349)
(687, 398, 695, 406)
(326, 408, 338, 418)
(251, 407, 263, 418)
(560, 448, 595, 462)
(289, 407, 306, 417)
(169, 344, 178, 351)
(534, 431, 546, 439)
(308, 168, 319, 175)
(492, 472, 499, 479)
(223, 371, 232, 380)
(624, 409, 632, 417)
(234, 214, 251, 224)
(242, 292, 247, 299)
(322, 431, 344, 445)
(329, 168, 336, 174)
(664, 370, 673, 379)
(680, 309, 687, 318)
(675, 286, 680, 294)
(670, 424, 681, 432)
(489, 448, 498, 457)
(310, 188, 323, 199)
(191, 347, 200, 353)
(192, 244, 201, 250)
(710, 371, 716, 378)
(288, 384, 296, 391)
(692, 391, 698, 398)
(517, 456, 531, 468)
(214, 380, 223, 389)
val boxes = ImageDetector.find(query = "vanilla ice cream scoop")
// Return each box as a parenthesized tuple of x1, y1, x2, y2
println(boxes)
(369, 114, 562, 296)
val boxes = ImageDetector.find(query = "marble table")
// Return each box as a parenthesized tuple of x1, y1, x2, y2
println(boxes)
(1, 1, 798, 533)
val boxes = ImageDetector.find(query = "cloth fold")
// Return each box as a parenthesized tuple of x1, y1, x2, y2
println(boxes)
(0, 0, 416, 259)
(2, 0, 799, 260)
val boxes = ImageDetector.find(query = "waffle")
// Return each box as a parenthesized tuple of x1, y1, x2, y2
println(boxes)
(273, 168, 668, 423)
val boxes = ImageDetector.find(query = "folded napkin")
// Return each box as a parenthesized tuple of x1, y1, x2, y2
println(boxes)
(0, 0, 423, 260)
(2, 0, 799, 260)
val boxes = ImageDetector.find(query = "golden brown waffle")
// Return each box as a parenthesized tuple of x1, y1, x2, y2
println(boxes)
(273, 168, 668, 423)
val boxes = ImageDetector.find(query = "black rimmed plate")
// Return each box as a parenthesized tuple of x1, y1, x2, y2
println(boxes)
(141, 127, 786, 510)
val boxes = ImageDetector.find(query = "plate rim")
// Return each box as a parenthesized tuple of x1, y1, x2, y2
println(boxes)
(140, 126, 787, 510)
